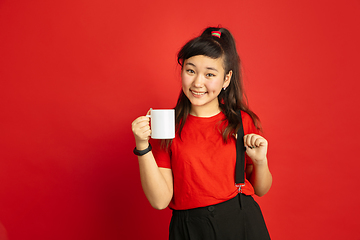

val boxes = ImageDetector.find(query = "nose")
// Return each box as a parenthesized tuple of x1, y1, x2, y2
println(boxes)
(193, 74, 203, 87)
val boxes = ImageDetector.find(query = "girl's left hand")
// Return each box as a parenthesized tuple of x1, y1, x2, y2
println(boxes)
(244, 134, 268, 164)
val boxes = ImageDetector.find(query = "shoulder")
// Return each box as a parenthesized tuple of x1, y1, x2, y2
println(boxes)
(240, 110, 251, 121)
(239, 110, 253, 127)
(240, 110, 259, 135)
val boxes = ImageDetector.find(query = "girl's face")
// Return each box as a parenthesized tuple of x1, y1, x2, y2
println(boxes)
(181, 55, 232, 116)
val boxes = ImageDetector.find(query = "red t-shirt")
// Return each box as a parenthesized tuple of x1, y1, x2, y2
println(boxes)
(151, 111, 259, 210)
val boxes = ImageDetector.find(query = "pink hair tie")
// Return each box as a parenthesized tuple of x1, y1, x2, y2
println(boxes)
(211, 31, 221, 38)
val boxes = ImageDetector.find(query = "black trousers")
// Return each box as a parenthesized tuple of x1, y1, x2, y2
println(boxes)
(169, 194, 270, 240)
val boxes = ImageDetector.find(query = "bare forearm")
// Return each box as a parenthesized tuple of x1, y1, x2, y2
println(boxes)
(132, 115, 173, 209)
(137, 150, 173, 210)
(243, 134, 272, 197)
(249, 158, 272, 197)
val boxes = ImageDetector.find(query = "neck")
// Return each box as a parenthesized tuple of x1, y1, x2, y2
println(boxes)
(190, 104, 221, 117)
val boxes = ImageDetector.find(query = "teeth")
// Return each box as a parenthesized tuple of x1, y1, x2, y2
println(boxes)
(191, 91, 206, 95)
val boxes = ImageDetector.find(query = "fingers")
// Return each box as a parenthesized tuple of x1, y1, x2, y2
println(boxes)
(132, 109, 152, 128)
(244, 134, 268, 162)
(132, 115, 151, 141)
(132, 116, 150, 126)
(243, 134, 267, 149)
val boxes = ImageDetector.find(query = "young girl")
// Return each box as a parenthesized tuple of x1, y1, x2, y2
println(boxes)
(132, 27, 272, 240)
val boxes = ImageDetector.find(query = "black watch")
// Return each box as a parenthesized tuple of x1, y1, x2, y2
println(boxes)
(133, 143, 152, 156)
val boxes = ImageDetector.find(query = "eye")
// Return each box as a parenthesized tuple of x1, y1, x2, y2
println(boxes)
(206, 73, 216, 77)
(186, 69, 195, 74)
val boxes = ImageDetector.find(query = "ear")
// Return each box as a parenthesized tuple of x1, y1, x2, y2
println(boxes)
(223, 70, 232, 88)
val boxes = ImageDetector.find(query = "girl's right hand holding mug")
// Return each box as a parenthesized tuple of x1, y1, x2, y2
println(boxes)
(132, 110, 151, 150)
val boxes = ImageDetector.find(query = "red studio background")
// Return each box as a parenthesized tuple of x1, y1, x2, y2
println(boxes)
(0, 0, 359, 239)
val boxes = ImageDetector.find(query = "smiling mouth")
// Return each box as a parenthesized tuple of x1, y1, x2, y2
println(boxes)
(191, 90, 207, 96)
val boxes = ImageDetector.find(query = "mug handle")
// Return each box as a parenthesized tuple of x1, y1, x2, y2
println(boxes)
(146, 108, 152, 137)
(146, 108, 152, 118)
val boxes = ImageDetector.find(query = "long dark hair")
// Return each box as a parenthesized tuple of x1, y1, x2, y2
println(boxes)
(163, 27, 261, 149)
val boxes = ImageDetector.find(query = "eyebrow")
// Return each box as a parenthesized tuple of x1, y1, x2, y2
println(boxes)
(185, 63, 219, 72)
(206, 67, 218, 72)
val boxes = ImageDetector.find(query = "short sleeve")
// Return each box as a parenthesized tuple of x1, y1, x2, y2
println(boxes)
(150, 139, 172, 169)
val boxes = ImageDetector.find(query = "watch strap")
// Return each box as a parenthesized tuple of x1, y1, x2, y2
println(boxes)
(133, 143, 152, 156)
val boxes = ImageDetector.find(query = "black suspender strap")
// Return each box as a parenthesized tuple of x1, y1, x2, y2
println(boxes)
(235, 110, 246, 192)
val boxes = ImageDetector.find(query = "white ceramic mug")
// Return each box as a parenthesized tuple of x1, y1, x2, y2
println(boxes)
(146, 109, 175, 139)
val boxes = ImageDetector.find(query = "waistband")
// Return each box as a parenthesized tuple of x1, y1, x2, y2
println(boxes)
(172, 194, 253, 218)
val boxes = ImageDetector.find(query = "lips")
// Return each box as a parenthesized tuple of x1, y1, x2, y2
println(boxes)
(191, 90, 207, 96)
